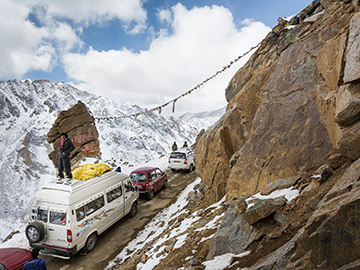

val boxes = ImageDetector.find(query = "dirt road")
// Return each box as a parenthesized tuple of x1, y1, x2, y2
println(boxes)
(44, 169, 198, 270)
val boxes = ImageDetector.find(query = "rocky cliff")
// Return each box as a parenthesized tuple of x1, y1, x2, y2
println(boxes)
(192, 0, 360, 268)
(196, 0, 360, 200)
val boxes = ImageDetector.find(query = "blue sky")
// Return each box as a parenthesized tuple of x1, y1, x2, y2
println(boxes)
(0, 0, 313, 115)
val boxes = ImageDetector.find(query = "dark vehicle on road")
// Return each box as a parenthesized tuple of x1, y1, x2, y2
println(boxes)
(0, 248, 32, 270)
(130, 167, 167, 200)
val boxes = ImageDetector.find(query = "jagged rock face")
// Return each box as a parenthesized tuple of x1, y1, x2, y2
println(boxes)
(47, 100, 101, 168)
(195, 0, 360, 200)
(206, 205, 259, 260)
(284, 158, 360, 269)
(195, 107, 246, 200)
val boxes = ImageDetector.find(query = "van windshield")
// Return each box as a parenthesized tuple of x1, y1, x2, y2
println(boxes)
(170, 152, 186, 159)
(130, 173, 147, 182)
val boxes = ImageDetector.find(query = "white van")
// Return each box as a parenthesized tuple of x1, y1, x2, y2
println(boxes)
(168, 147, 195, 172)
(25, 171, 138, 259)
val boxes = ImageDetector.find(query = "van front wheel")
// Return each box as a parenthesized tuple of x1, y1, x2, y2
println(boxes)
(84, 233, 97, 253)
(128, 202, 137, 217)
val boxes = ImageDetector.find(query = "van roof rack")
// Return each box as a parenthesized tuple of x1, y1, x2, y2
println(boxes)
(44, 171, 129, 193)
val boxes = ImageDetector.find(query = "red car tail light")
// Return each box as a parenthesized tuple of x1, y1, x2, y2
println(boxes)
(184, 158, 188, 164)
(168, 157, 171, 163)
(67, 230, 72, 242)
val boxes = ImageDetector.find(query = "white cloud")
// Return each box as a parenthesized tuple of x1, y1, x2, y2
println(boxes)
(0, 0, 147, 79)
(24, 0, 147, 34)
(0, 0, 51, 77)
(50, 23, 83, 53)
(157, 8, 172, 24)
(64, 4, 270, 114)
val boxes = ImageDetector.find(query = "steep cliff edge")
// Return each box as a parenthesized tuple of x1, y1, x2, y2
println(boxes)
(195, 0, 360, 200)
(193, 0, 360, 268)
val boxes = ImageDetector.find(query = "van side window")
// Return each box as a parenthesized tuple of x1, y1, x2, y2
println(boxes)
(76, 206, 85, 222)
(85, 196, 105, 216)
(37, 209, 48, 223)
(107, 186, 122, 203)
(50, 211, 66, 225)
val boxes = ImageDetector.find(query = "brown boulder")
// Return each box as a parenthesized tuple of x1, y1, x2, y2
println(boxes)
(47, 100, 101, 169)
(260, 175, 301, 196)
(335, 82, 360, 127)
(242, 196, 287, 225)
(334, 121, 360, 162)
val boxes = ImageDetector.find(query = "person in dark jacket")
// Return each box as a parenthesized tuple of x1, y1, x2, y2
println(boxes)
(58, 132, 75, 179)
(23, 248, 47, 270)
(172, 142, 178, 151)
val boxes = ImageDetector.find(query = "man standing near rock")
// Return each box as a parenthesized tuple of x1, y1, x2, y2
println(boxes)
(58, 132, 75, 179)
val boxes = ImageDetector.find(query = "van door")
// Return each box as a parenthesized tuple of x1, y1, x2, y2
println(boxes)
(105, 183, 125, 226)
(124, 179, 135, 214)
(47, 207, 68, 248)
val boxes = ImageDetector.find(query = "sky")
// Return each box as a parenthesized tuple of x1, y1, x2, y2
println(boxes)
(0, 0, 313, 115)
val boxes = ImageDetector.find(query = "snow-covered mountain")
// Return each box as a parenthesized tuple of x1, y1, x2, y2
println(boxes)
(0, 79, 224, 241)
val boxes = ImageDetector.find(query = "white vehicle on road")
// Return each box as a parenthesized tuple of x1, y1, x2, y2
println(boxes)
(25, 171, 138, 259)
(168, 147, 195, 172)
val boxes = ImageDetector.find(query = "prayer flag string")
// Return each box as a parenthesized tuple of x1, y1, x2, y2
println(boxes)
(95, 0, 319, 121)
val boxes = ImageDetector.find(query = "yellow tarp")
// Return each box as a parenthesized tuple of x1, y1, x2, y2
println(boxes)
(73, 163, 112, 181)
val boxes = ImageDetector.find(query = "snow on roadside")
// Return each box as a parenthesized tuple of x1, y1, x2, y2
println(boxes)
(106, 181, 301, 269)
(105, 177, 202, 269)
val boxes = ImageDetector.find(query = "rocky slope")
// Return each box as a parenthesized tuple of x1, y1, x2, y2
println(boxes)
(112, 0, 360, 269)
(194, 0, 360, 268)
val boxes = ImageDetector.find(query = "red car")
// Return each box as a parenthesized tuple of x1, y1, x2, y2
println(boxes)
(130, 167, 167, 200)
(0, 248, 32, 270)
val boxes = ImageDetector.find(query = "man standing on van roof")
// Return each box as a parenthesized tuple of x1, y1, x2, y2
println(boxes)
(23, 248, 47, 270)
(58, 132, 75, 180)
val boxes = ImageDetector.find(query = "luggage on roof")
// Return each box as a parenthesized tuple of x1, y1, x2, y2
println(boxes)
(72, 163, 111, 181)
